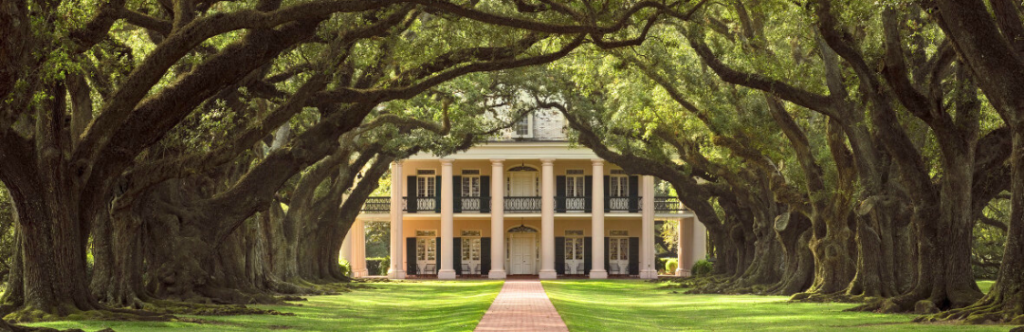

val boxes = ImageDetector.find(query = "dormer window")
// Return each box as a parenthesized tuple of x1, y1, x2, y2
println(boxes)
(512, 114, 533, 138)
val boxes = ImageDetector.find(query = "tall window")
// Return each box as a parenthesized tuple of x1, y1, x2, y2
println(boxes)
(609, 237, 628, 260)
(462, 170, 481, 197)
(417, 169, 436, 197)
(566, 169, 585, 197)
(461, 238, 481, 261)
(564, 230, 585, 274)
(416, 236, 437, 275)
(512, 114, 532, 137)
(609, 169, 628, 197)
(515, 118, 529, 135)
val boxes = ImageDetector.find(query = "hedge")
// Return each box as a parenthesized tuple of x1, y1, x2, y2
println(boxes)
(366, 257, 390, 276)
(659, 257, 677, 275)
(691, 259, 713, 276)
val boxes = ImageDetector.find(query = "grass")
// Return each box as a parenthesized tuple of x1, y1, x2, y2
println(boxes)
(542, 279, 1013, 332)
(27, 280, 503, 332)
(20, 279, 1009, 332)
(978, 280, 995, 294)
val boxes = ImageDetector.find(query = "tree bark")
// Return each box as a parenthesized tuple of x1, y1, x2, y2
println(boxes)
(768, 212, 814, 295)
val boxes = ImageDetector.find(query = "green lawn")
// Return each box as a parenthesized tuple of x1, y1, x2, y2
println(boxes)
(978, 280, 995, 294)
(22, 279, 1010, 332)
(542, 280, 1012, 332)
(28, 280, 502, 332)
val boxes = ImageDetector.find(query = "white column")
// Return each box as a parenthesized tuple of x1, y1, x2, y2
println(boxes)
(388, 161, 405, 279)
(691, 215, 707, 265)
(539, 159, 557, 279)
(438, 159, 456, 279)
(341, 230, 353, 266)
(677, 217, 693, 277)
(590, 159, 608, 279)
(488, 159, 507, 279)
(352, 219, 369, 277)
(640, 176, 657, 279)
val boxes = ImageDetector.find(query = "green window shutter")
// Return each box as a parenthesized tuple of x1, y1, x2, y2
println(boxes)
(555, 237, 566, 275)
(629, 237, 640, 275)
(453, 176, 462, 213)
(584, 237, 592, 275)
(454, 237, 462, 275)
(556, 176, 566, 213)
(584, 176, 593, 213)
(435, 237, 441, 273)
(434, 176, 442, 213)
(481, 237, 491, 275)
(480, 176, 491, 213)
(407, 176, 418, 213)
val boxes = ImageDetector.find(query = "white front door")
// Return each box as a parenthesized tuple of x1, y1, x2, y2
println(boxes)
(609, 237, 629, 275)
(461, 237, 482, 274)
(416, 237, 437, 275)
(509, 235, 535, 274)
(564, 237, 585, 274)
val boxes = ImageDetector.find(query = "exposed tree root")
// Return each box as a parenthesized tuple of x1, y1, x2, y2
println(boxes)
(789, 291, 874, 304)
(141, 300, 294, 317)
(657, 275, 778, 296)
(917, 295, 1024, 325)
(0, 319, 111, 332)
(3, 304, 174, 324)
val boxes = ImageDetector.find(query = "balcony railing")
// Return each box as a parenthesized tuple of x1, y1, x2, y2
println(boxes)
(505, 196, 542, 213)
(554, 196, 588, 212)
(607, 196, 640, 212)
(460, 197, 487, 211)
(362, 196, 687, 214)
(654, 196, 686, 213)
(415, 197, 437, 212)
(361, 197, 391, 213)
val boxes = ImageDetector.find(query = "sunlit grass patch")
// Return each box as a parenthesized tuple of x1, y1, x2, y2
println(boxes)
(542, 279, 1011, 332)
(28, 280, 503, 332)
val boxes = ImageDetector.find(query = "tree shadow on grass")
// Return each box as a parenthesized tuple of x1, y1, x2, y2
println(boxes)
(27, 280, 504, 332)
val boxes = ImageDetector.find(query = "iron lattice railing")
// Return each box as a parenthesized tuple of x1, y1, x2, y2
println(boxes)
(461, 197, 483, 211)
(362, 195, 686, 214)
(607, 196, 640, 212)
(654, 196, 685, 213)
(554, 196, 588, 212)
(504, 196, 542, 213)
(416, 197, 437, 212)
(398, 196, 438, 213)
(361, 196, 390, 212)
(564, 196, 587, 211)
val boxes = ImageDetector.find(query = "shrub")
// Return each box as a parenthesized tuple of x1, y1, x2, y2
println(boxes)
(657, 257, 669, 272)
(656, 257, 669, 275)
(366, 257, 390, 276)
(665, 258, 678, 273)
(378, 256, 390, 275)
(691, 259, 713, 276)
(339, 259, 351, 277)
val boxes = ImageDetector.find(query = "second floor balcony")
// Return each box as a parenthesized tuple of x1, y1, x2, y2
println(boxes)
(360, 195, 689, 214)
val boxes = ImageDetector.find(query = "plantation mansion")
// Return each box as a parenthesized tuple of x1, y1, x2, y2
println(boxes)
(341, 110, 707, 279)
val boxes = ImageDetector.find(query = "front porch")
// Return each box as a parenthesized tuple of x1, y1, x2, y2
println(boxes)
(346, 148, 708, 281)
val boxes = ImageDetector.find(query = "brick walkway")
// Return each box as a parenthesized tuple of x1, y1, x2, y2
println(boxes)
(474, 280, 569, 332)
